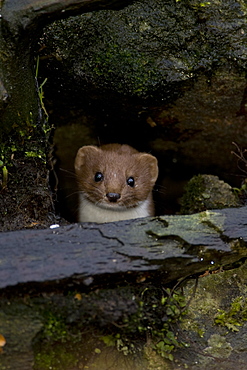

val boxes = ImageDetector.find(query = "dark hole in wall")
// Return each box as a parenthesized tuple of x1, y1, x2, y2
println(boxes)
(49, 103, 241, 223)
(47, 95, 194, 222)
(45, 88, 245, 223)
(41, 66, 245, 223)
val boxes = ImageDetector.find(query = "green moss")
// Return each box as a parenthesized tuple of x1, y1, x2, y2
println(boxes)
(0, 56, 50, 176)
(0, 59, 49, 187)
(180, 174, 240, 214)
(180, 175, 206, 214)
(33, 286, 189, 367)
(34, 345, 78, 370)
(0, 133, 46, 190)
(215, 296, 247, 332)
(33, 311, 82, 369)
(182, 319, 206, 338)
(91, 43, 159, 97)
(100, 287, 188, 361)
(141, 288, 189, 360)
(41, 312, 68, 342)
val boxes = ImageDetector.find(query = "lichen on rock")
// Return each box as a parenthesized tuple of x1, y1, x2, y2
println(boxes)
(180, 174, 241, 214)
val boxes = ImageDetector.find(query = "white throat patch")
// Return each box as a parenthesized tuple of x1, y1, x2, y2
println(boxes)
(78, 194, 151, 223)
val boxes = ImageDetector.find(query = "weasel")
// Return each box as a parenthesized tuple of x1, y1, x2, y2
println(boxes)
(74, 143, 158, 223)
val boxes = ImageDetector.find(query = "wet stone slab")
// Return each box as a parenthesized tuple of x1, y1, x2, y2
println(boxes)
(0, 206, 246, 292)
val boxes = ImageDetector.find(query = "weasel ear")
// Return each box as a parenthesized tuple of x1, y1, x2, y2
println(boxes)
(74, 145, 100, 172)
(138, 153, 159, 184)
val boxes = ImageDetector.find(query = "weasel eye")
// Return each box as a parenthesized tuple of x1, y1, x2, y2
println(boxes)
(94, 172, 104, 182)
(127, 177, 135, 187)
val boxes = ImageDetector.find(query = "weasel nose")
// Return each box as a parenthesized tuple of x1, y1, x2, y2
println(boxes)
(106, 192, 121, 202)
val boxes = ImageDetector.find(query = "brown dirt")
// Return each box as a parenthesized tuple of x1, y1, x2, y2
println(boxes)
(0, 157, 62, 232)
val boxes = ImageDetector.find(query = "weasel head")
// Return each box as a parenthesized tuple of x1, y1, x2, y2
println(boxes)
(74, 144, 158, 211)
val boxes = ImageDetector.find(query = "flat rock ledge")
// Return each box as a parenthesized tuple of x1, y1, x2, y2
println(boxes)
(1, 206, 247, 292)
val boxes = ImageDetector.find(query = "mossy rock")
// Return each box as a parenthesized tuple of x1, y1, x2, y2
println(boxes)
(180, 174, 241, 214)
(40, 0, 247, 100)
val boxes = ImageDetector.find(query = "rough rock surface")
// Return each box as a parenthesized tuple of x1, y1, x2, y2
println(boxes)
(180, 174, 242, 214)
(1, 206, 247, 290)
(1, 207, 247, 369)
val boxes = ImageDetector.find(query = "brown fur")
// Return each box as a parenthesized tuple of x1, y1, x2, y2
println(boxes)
(74, 143, 158, 222)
